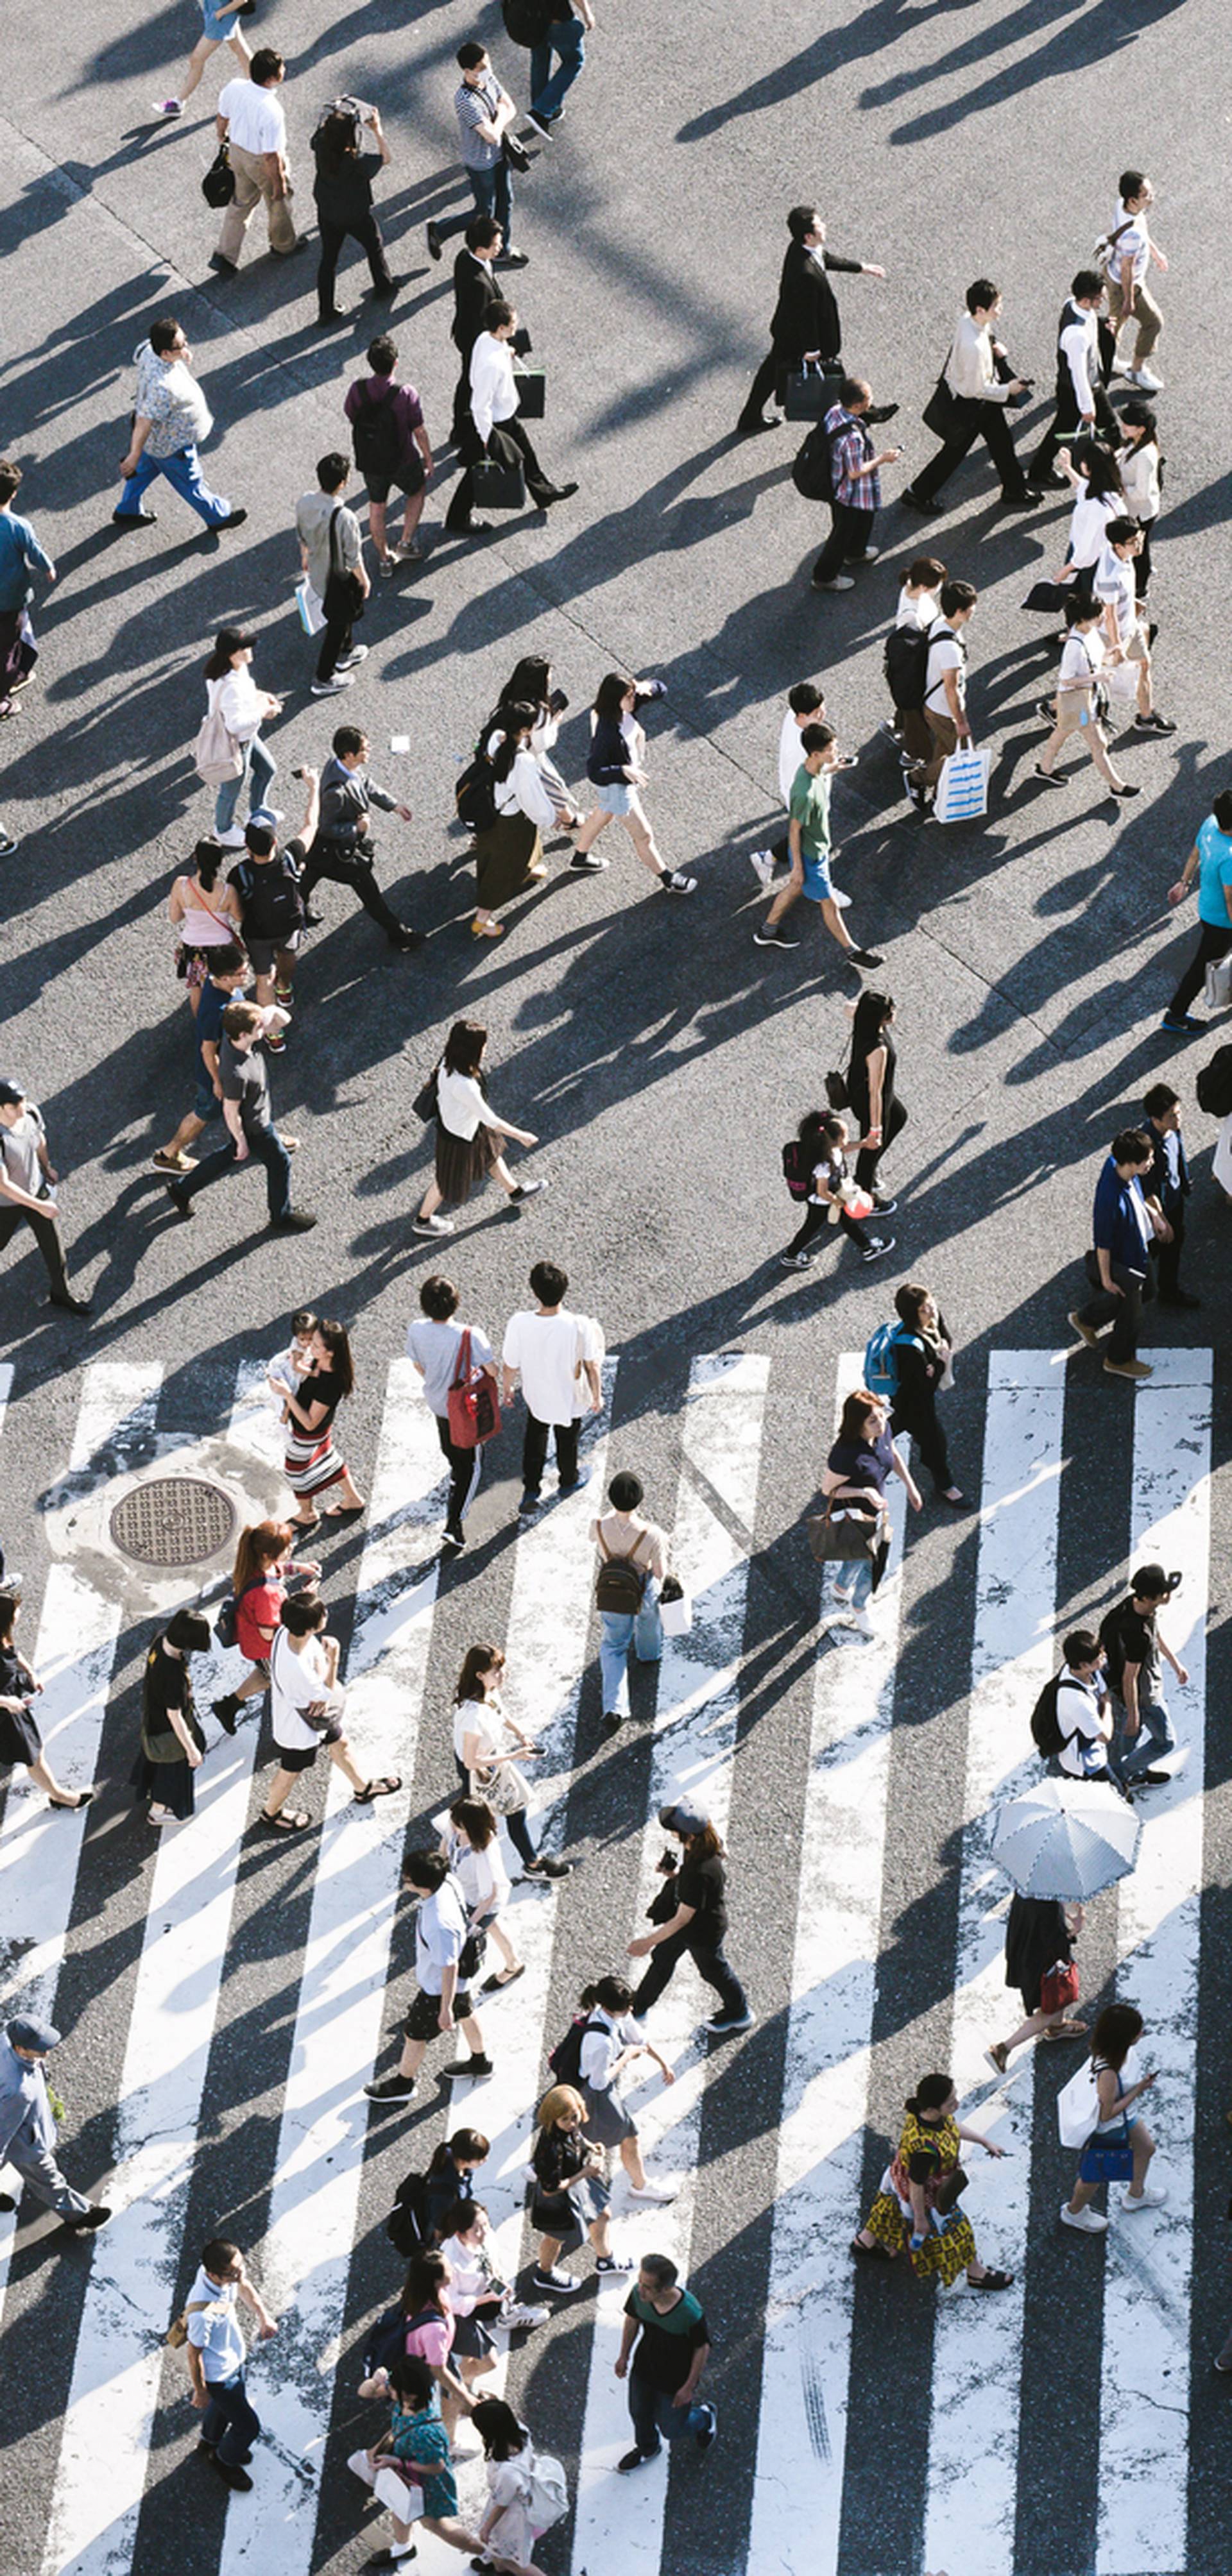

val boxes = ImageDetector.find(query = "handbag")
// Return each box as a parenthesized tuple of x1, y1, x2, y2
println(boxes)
(807, 1489, 882, 1564)
(934, 746, 991, 824)
(201, 145, 235, 209)
(922, 370, 964, 439)
(1022, 579, 1074, 616)
(824, 1069, 850, 1110)
(474, 1755, 530, 1815)
(447, 1328, 503, 1450)
(1204, 953, 1232, 1012)
(1040, 1958, 1080, 2015)
(412, 1066, 440, 1124)
(472, 447, 527, 513)
(502, 131, 531, 173)
(193, 700, 243, 788)
(458, 1922, 488, 1985)
(513, 364, 546, 419)
(658, 1576, 692, 1638)
(295, 577, 326, 637)
(783, 359, 844, 422)
(323, 504, 366, 627)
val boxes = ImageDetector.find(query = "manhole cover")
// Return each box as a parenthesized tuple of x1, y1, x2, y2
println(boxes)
(109, 1477, 237, 1569)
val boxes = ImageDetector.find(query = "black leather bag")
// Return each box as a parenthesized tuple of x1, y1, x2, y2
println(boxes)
(783, 359, 843, 422)
(201, 146, 235, 208)
(513, 366, 545, 419)
(473, 445, 527, 511)
(323, 504, 365, 625)
(922, 373, 964, 439)
(502, 132, 531, 173)
(412, 1067, 440, 1123)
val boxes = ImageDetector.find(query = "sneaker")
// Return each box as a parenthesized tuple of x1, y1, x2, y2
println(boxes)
(1067, 1310, 1102, 1350)
(848, 947, 884, 968)
(1032, 764, 1065, 789)
(62, 2204, 112, 2232)
(1127, 1768, 1170, 1788)
(517, 1490, 542, 1517)
(158, 97, 183, 115)
(216, 511, 248, 530)
(412, 1213, 454, 1235)
(524, 110, 557, 139)
(335, 647, 369, 671)
(522, 1853, 572, 1878)
(533, 2266, 581, 2292)
(628, 2176, 677, 2203)
(1059, 2201, 1107, 2234)
(426, 220, 443, 262)
(753, 924, 801, 948)
(779, 1251, 812, 1271)
(443, 2053, 493, 2078)
(207, 2457, 253, 2493)
(263, 1031, 286, 1055)
(1108, 781, 1142, 801)
(871, 1192, 896, 1213)
(440, 1527, 465, 1553)
(660, 870, 697, 894)
(695, 2403, 717, 2454)
(363, 2072, 418, 2103)
(846, 545, 880, 563)
(748, 849, 778, 887)
(0, 833, 19, 858)
(1160, 1013, 1204, 1034)
(860, 1235, 895, 1262)
(501, 2300, 552, 2326)
(268, 1210, 318, 1233)
(705, 2010, 753, 2036)
(311, 675, 354, 696)
(208, 252, 237, 276)
(1127, 364, 1164, 393)
(1120, 2183, 1168, 2211)
(377, 555, 398, 579)
(558, 1468, 591, 1497)
(151, 1148, 197, 1174)
(1103, 1356, 1152, 1381)
(594, 2253, 635, 2275)
(569, 849, 609, 870)
(1134, 711, 1177, 734)
(216, 826, 248, 849)
(812, 573, 855, 592)
(508, 1180, 545, 1202)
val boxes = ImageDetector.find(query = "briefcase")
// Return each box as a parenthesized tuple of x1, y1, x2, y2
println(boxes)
(783, 360, 843, 422)
(473, 450, 527, 511)
(513, 366, 545, 419)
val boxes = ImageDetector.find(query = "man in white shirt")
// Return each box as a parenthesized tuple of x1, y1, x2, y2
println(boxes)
(1029, 269, 1119, 487)
(184, 2237, 277, 2493)
(1093, 520, 1175, 734)
(906, 579, 977, 802)
(903, 278, 1040, 514)
(364, 1849, 492, 2103)
(406, 1272, 498, 1550)
(1100, 169, 1167, 393)
(444, 302, 577, 535)
(502, 1257, 603, 1516)
(214, 49, 300, 269)
(1051, 1634, 1116, 1782)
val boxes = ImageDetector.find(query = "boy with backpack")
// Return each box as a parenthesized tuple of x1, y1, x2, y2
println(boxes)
(883, 555, 946, 770)
(1028, 1631, 1117, 1784)
(343, 336, 434, 575)
(590, 1470, 668, 1731)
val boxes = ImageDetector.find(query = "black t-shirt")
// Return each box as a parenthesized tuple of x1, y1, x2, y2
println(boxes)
(846, 1028, 896, 1129)
(142, 1639, 202, 1754)
(295, 1364, 345, 1433)
(1102, 1598, 1161, 1703)
(221, 1035, 271, 1136)
(622, 2287, 710, 2392)
(678, 1851, 728, 1944)
(227, 838, 306, 944)
(312, 143, 381, 228)
(825, 1428, 893, 1514)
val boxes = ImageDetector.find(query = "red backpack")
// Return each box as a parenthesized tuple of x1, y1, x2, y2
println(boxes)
(782, 1140, 811, 1201)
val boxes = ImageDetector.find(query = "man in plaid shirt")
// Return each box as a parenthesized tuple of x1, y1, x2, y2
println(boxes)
(810, 377, 902, 593)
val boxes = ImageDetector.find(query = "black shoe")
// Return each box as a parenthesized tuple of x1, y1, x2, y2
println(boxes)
(601, 1710, 623, 1732)
(617, 2446, 660, 2472)
(1032, 763, 1065, 788)
(364, 277, 400, 301)
(1132, 1769, 1172, 1788)
(112, 509, 157, 527)
(848, 946, 883, 969)
(864, 403, 899, 425)
(426, 220, 443, 262)
(268, 1210, 318, 1233)
(363, 2072, 418, 2103)
(302, 906, 324, 928)
(209, 252, 237, 275)
(1158, 1288, 1201, 1309)
(900, 486, 944, 514)
(999, 488, 1045, 509)
(753, 924, 801, 948)
(441, 2053, 493, 2078)
(0, 2192, 15, 2212)
(213, 1694, 241, 1734)
(388, 924, 425, 951)
(1038, 469, 1069, 489)
(217, 509, 248, 530)
(313, 310, 345, 328)
(47, 1291, 93, 1315)
(735, 412, 780, 436)
(1108, 782, 1142, 801)
(1134, 710, 1178, 735)
(441, 1525, 465, 1552)
(206, 2455, 253, 2492)
(63, 2205, 112, 2232)
(522, 1854, 573, 1879)
(166, 1182, 193, 1220)
(536, 480, 578, 507)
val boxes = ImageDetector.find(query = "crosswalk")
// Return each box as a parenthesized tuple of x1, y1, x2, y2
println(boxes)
(0, 1345, 1222, 2576)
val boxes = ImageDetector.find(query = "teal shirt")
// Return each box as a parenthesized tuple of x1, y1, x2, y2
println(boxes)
(788, 763, 832, 864)
(390, 2402, 456, 2517)
(1196, 815, 1232, 929)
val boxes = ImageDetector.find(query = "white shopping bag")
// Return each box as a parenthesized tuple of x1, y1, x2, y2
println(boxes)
(1204, 953, 1232, 1012)
(659, 1587, 693, 1638)
(1056, 2043, 1140, 2148)
(295, 577, 325, 637)
(934, 745, 991, 823)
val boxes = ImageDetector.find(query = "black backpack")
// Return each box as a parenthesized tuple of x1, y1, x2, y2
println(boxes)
(232, 854, 304, 942)
(884, 623, 932, 713)
(791, 418, 843, 502)
(782, 1140, 811, 1201)
(547, 2014, 605, 2089)
(455, 748, 499, 833)
(1029, 1673, 1066, 1759)
(595, 1532, 650, 1616)
(384, 2169, 430, 2260)
(350, 384, 404, 482)
(1197, 1046, 1232, 1119)
(502, 0, 554, 41)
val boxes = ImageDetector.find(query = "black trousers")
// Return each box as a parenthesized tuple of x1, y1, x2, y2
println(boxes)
(1077, 1253, 1151, 1362)
(630, 1927, 748, 2021)
(892, 1392, 952, 1493)
(785, 1199, 873, 1258)
(316, 605, 352, 686)
(1155, 1210, 1187, 1299)
(522, 1412, 579, 1498)
(445, 417, 553, 530)
(434, 1411, 483, 1535)
(0, 1201, 71, 1298)
(1028, 379, 1120, 480)
(300, 839, 404, 938)
(853, 1094, 907, 1194)
(812, 499, 876, 584)
(1167, 921, 1232, 1021)
(316, 212, 391, 319)
(912, 398, 1031, 503)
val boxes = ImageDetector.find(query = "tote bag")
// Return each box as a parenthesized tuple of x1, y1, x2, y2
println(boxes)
(934, 745, 991, 824)
(193, 696, 243, 787)
(446, 1328, 502, 1450)
(295, 577, 326, 638)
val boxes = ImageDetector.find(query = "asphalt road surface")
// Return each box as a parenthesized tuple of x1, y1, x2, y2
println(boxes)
(1, 1, 1230, 2573)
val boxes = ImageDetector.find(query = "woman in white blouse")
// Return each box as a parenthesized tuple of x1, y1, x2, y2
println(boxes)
(472, 701, 560, 938)
(413, 1019, 544, 1236)
(443, 1793, 524, 1987)
(450, 1641, 570, 1880)
(495, 655, 583, 831)
(202, 625, 284, 848)
(1116, 401, 1161, 600)
(261, 1592, 400, 1833)
(1051, 440, 1124, 601)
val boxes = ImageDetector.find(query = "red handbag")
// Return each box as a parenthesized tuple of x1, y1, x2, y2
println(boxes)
(1040, 1959, 1080, 2016)
(446, 1329, 502, 1450)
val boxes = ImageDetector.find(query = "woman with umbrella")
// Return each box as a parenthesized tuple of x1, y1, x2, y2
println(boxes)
(851, 2072, 1013, 2289)
(985, 1895, 1087, 2076)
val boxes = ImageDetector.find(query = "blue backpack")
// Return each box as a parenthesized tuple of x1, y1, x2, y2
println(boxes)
(862, 1322, 920, 1403)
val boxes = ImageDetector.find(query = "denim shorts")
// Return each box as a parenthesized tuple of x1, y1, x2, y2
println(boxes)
(801, 847, 834, 904)
(201, 0, 239, 37)
(595, 781, 633, 817)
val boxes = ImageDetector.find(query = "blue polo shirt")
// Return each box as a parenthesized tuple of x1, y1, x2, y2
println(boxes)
(1195, 815, 1232, 929)
(1091, 1155, 1153, 1278)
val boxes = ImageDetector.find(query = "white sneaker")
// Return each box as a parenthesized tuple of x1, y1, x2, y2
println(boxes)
(831, 883, 852, 909)
(629, 2177, 678, 2203)
(311, 675, 354, 695)
(216, 826, 247, 848)
(412, 1213, 454, 1235)
(1120, 2182, 1168, 2211)
(1059, 2201, 1107, 2233)
(846, 1609, 875, 1638)
(1127, 364, 1165, 393)
(335, 645, 369, 670)
(501, 2300, 550, 2329)
(749, 849, 778, 888)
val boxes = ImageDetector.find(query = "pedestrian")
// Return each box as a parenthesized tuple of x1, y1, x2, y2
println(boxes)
(262, 1592, 401, 1831)
(406, 1273, 499, 1550)
(565, 1975, 677, 2198)
(1067, 1126, 1160, 1382)
(501, 1257, 603, 1517)
(226, 775, 317, 1013)
(366, 2250, 479, 2436)
(443, 1796, 524, 1989)
(1116, 400, 1162, 598)
(1161, 790, 1232, 1036)
(449, 216, 506, 444)
(1047, 437, 1125, 609)
(1142, 1082, 1198, 1309)
(348, 2352, 483, 2563)
(614, 2254, 718, 2472)
(1099, 1563, 1187, 1790)
(749, 677, 848, 890)
(0, 1076, 92, 1316)
(295, 452, 371, 699)
(778, 1109, 893, 1271)
(592, 1470, 667, 1733)
(1031, 598, 1138, 802)
(441, 2207, 548, 2369)
(753, 722, 880, 962)
(364, 1847, 493, 2104)
(1028, 270, 1120, 487)
(629, 1801, 753, 2038)
(182, 2236, 277, 2495)
(212, 49, 301, 273)
(1099, 169, 1168, 393)
(882, 557, 947, 773)
(1034, 1631, 1117, 1786)
(816, 1385, 921, 1642)
(493, 654, 583, 831)
(809, 378, 903, 593)
(280, 1317, 366, 1525)
(167, 845, 245, 1013)
(736, 203, 889, 437)
(304, 724, 421, 951)
(0, 1590, 91, 1809)
(0, 461, 55, 723)
(443, 302, 577, 537)
(130, 1606, 211, 1824)
(844, 988, 907, 1207)
(469, 702, 558, 938)
(526, 0, 595, 140)
(1093, 518, 1175, 736)
(201, 628, 282, 849)
(451, 1642, 571, 1881)
(905, 579, 978, 809)
(114, 318, 246, 533)
(163, 998, 317, 1237)
(852, 2074, 1012, 2287)
(211, 1517, 320, 1733)
(529, 2085, 629, 2291)
(420, 2127, 491, 2246)
(569, 674, 696, 895)
(312, 97, 396, 326)
(427, 44, 528, 267)
(0, 2017, 110, 2235)
(884, 1283, 966, 1505)
(902, 281, 1040, 516)
(343, 337, 432, 572)
(471, 2395, 567, 2575)
(157, 0, 250, 119)
(153, 942, 248, 1175)
(985, 1896, 1087, 2074)
(412, 1019, 545, 1237)
(1059, 2002, 1164, 2235)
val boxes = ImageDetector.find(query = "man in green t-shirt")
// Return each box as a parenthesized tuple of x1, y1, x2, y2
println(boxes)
(615, 2253, 718, 2470)
(754, 722, 882, 965)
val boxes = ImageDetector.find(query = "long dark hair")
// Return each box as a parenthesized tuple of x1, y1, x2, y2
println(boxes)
(427, 2127, 490, 2176)
(1091, 2003, 1144, 2071)
(490, 700, 538, 783)
(594, 672, 633, 725)
(471, 2398, 529, 2461)
(837, 1388, 881, 1443)
(400, 2250, 450, 2319)
(454, 1643, 504, 1704)
(314, 107, 359, 174)
(442, 1020, 487, 1080)
(849, 990, 894, 1064)
(203, 626, 253, 681)
(312, 1318, 355, 1398)
(501, 655, 551, 708)
(1068, 437, 1122, 502)
(193, 838, 225, 892)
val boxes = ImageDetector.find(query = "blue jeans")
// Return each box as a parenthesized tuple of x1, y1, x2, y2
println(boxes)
(628, 2376, 712, 2457)
(214, 733, 277, 836)
(434, 158, 513, 246)
(177, 1123, 293, 1224)
(821, 1554, 875, 1617)
(201, 2367, 261, 2466)
(1111, 1693, 1176, 1783)
(599, 1589, 662, 1718)
(117, 443, 234, 527)
(530, 14, 586, 117)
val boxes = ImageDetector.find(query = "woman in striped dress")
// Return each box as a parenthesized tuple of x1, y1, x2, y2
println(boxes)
(281, 1319, 365, 1529)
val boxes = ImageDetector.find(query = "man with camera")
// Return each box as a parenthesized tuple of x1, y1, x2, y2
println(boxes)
(427, 42, 529, 269)
(300, 725, 422, 953)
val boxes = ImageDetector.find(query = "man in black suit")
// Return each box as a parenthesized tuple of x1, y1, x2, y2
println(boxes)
(737, 204, 889, 436)
(450, 214, 504, 442)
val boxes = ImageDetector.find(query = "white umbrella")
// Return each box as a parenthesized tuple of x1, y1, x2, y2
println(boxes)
(990, 1777, 1141, 1901)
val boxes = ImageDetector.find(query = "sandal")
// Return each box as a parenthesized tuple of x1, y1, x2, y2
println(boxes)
(49, 1788, 94, 1810)
(481, 1963, 526, 1992)
(323, 1500, 366, 1519)
(471, 917, 504, 938)
(1041, 2020, 1088, 2041)
(851, 2236, 893, 2261)
(354, 1775, 402, 1803)
(261, 1809, 311, 1833)
(970, 2267, 1014, 2291)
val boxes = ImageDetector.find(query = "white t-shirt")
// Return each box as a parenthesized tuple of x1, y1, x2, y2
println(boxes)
(440, 2234, 500, 2316)
(1093, 543, 1138, 647)
(1118, 437, 1161, 520)
(269, 1629, 331, 1752)
(210, 665, 264, 744)
(436, 1065, 488, 1142)
(219, 75, 287, 157)
(502, 1307, 604, 1427)
(1104, 199, 1150, 287)
(778, 710, 809, 808)
(449, 1832, 510, 1915)
(1058, 303, 1098, 414)
(184, 2267, 246, 2381)
(1056, 1670, 1108, 1777)
(895, 584, 939, 631)
(453, 1694, 508, 1768)
(579, 2006, 641, 2094)
(415, 1877, 467, 1995)
(493, 743, 558, 831)
(406, 1316, 495, 1419)
(1068, 487, 1118, 572)
(1057, 628, 1106, 690)
(923, 623, 964, 715)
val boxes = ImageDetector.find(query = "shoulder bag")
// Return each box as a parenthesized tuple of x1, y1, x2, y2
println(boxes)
(193, 688, 243, 788)
(447, 1328, 502, 1450)
(807, 1486, 883, 1564)
(323, 505, 366, 628)
(201, 145, 235, 208)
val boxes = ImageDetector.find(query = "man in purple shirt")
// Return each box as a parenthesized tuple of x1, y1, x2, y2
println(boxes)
(343, 335, 434, 574)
